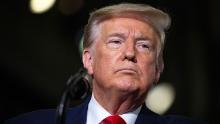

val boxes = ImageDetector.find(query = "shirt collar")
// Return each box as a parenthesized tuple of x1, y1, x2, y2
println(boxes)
(87, 94, 142, 124)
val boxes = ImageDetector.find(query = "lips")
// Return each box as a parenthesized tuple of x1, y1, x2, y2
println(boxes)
(116, 67, 137, 74)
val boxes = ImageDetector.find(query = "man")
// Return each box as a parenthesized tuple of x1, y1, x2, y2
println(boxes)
(5, 3, 206, 124)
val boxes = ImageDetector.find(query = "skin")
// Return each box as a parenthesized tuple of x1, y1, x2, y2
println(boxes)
(83, 17, 161, 114)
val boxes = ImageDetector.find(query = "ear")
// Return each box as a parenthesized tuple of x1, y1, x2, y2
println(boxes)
(154, 60, 164, 84)
(154, 67, 161, 84)
(82, 48, 94, 76)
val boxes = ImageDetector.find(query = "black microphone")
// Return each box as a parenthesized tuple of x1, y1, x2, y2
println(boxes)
(68, 68, 91, 100)
(56, 68, 91, 124)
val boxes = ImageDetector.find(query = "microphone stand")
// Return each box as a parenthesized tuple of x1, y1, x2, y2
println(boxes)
(56, 68, 91, 124)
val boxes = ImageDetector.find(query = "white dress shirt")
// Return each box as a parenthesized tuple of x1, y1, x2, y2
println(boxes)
(86, 94, 142, 124)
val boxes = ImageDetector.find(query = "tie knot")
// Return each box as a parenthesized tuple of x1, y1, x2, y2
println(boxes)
(101, 115, 126, 124)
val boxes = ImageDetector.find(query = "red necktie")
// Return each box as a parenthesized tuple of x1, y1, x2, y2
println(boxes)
(101, 115, 126, 124)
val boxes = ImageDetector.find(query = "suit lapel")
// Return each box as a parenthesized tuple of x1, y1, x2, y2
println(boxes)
(135, 104, 160, 124)
(66, 96, 91, 124)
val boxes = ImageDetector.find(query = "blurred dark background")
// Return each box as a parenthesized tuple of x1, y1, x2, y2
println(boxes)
(1, 0, 219, 123)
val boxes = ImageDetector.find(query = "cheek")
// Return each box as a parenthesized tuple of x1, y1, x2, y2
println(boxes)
(92, 50, 114, 76)
(93, 45, 119, 67)
(91, 52, 117, 88)
(139, 56, 157, 83)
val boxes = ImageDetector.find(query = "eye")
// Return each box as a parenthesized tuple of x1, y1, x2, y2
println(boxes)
(107, 38, 122, 49)
(140, 44, 149, 48)
(136, 40, 151, 52)
(110, 40, 121, 44)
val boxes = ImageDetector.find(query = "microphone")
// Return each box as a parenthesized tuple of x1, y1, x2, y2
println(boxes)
(56, 68, 91, 124)
(68, 68, 91, 100)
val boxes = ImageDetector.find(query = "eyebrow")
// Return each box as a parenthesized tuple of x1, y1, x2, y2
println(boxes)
(108, 33, 127, 39)
(108, 32, 153, 42)
(135, 37, 151, 41)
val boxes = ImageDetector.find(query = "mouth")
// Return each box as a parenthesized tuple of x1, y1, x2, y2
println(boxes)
(116, 68, 137, 74)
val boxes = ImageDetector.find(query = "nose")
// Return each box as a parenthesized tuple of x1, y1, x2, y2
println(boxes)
(123, 40, 137, 63)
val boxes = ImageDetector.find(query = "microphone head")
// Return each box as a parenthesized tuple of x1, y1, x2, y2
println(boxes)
(69, 73, 91, 100)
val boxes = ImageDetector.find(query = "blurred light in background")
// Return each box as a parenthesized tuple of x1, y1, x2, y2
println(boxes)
(146, 82, 175, 115)
(30, 0, 56, 14)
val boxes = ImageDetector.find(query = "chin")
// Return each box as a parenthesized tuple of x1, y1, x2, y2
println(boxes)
(116, 80, 138, 92)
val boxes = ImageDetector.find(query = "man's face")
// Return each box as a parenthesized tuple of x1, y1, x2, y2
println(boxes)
(84, 17, 160, 96)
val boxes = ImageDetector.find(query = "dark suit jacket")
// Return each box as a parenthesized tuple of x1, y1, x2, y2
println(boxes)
(4, 96, 207, 124)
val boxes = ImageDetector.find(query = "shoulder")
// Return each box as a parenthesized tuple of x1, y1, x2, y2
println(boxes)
(137, 105, 207, 124)
(4, 106, 85, 124)
(4, 109, 56, 124)
(4, 97, 90, 124)
(161, 115, 208, 124)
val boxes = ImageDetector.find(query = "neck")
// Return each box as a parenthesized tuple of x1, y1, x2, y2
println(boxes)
(93, 85, 145, 115)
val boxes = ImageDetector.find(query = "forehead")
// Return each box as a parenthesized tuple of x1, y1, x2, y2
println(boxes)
(98, 17, 159, 40)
